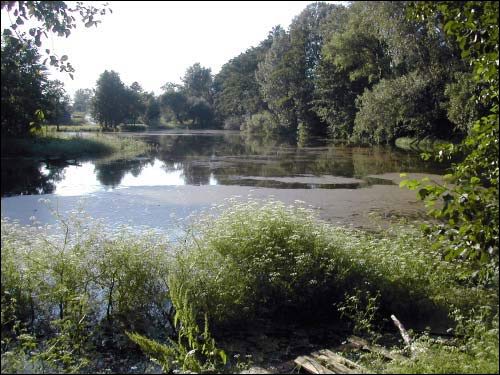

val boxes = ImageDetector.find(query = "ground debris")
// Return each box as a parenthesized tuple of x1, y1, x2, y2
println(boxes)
(347, 336, 405, 361)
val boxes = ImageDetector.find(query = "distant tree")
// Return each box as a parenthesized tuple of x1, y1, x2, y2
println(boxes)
(213, 34, 273, 126)
(72, 88, 93, 113)
(311, 5, 352, 138)
(144, 97, 161, 126)
(256, 3, 335, 136)
(256, 26, 296, 132)
(129, 81, 142, 93)
(91, 70, 128, 128)
(353, 70, 452, 143)
(182, 63, 213, 103)
(187, 97, 214, 128)
(124, 84, 146, 124)
(43, 79, 72, 131)
(160, 82, 182, 92)
(1, 36, 47, 136)
(313, 1, 463, 141)
(160, 91, 189, 124)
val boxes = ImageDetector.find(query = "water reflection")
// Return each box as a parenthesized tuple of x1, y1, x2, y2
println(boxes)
(1, 132, 449, 197)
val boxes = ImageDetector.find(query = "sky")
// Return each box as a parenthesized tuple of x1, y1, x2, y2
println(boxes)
(1, 1, 347, 99)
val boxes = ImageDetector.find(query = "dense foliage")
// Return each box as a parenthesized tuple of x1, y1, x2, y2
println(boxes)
(401, 1, 498, 276)
(1, 36, 70, 136)
(1, 1, 498, 372)
(2, 202, 497, 373)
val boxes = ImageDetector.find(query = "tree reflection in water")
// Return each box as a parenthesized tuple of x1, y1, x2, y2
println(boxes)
(1, 132, 450, 197)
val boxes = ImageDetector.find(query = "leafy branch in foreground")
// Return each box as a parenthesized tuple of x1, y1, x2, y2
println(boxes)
(1, 1, 112, 76)
(403, 1, 498, 277)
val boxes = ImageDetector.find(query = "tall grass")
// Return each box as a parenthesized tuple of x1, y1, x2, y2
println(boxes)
(47, 124, 101, 132)
(1, 209, 171, 373)
(1, 133, 151, 159)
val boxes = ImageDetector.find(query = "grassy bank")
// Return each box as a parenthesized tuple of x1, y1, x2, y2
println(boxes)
(47, 124, 102, 132)
(1, 201, 498, 373)
(1, 133, 151, 160)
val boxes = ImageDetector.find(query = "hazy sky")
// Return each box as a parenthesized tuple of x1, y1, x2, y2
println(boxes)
(2, 1, 347, 99)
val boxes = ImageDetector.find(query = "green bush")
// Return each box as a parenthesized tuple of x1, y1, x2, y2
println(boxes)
(2, 201, 497, 373)
(167, 200, 494, 329)
(240, 111, 280, 136)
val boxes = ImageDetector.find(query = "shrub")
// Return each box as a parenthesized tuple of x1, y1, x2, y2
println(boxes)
(240, 111, 280, 135)
(167, 200, 495, 329)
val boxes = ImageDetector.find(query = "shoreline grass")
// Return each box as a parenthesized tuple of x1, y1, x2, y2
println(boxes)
(1, 133, 151, 160)
(47, 124, 102, 132)
(1, 201, 498, 373)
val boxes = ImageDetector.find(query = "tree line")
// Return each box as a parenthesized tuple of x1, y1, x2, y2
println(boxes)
(0, 1, 494, 144)
(70, 1, 492, 143)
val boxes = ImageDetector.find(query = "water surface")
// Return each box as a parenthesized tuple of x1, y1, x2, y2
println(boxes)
(1, 131, 448, 230)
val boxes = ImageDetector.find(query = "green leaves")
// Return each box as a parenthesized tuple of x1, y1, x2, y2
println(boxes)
(399, 178, 420, 190)
(406, 1, 499, 276)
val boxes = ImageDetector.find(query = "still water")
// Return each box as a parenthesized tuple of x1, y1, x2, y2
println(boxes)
(1, 131, 447, 230)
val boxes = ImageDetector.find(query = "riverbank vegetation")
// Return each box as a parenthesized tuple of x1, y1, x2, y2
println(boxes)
(0, 133, 150, 160)
(1, 1, 490, 142)
(1, 0, 498, 373)
(1, 201, 498, 373)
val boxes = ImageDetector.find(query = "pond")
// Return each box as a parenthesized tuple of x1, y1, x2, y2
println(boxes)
(1, 130, 448, 231)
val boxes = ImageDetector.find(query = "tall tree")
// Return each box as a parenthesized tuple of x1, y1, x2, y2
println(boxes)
(144, 97, 161, 126)
(1, 36, 47, 136)
(212, 38, 271, 127)
(256, 26, 296, 132)
(125, 82, 146, 124)
(256, 3, 336, 136)
(91, 70, 128, 128)
(182, 63, 213, 103)
(160, 90, 189, 125)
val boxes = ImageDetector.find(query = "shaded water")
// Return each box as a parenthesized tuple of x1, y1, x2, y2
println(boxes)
(1, 131, 447, 197)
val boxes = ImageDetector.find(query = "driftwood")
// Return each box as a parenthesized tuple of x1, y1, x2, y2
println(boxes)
(294, 349, 370, 374)
(390, 314, 413, 354)
(294, 355, 335, 374)
(294, 326, 414, 374)
(347, 336, 405, 361)
(312, 349, 368, 373)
